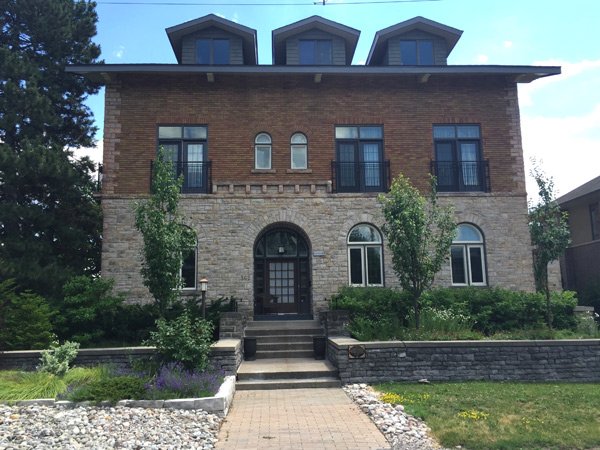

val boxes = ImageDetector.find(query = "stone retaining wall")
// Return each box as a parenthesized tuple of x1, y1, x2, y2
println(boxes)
(0, 340, 243, 375)
(328, 338, 600, 384)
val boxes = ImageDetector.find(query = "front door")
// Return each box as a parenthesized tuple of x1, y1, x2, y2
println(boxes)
(265, 259, 297, 314)
(254, 228, 311, 316)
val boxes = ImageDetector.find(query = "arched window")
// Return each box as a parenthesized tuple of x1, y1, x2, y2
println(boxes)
(450, 224, 486, 286)
(255, 133, 272, 169)
(290, 133, 308, 169)
(347, 224, 383, 287)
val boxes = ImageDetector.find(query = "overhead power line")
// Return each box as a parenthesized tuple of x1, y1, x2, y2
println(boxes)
(96, 0, 441, 6)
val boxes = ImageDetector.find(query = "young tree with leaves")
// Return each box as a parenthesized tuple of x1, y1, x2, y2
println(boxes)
(133, 147, 197, 317)
(0, 0, 103, 300)
(378, 175, 457, 329)
(529, 166, 571, 330)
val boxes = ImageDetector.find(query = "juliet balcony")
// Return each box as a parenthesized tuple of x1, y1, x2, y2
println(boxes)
(331, 161, 391, 193)
(150, 160, 213, 194)
(430, 160, 490, 193)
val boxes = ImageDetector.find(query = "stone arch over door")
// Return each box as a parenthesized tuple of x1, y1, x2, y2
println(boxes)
(253, 222, 312, 318)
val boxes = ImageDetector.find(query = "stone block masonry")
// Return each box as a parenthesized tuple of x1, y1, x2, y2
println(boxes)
(327, 338, 600, 383)
(102, 191, 534, 314)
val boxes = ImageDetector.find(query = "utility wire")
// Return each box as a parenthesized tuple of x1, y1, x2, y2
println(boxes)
(96, 0, 441, 6)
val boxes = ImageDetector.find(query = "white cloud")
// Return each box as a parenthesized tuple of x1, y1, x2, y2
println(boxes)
(477, 54, 489, 63)
(113, 45, 125, 59)
(71, 140, 103, 166)
(504, 41, 513, 48)
(519, 59, 600, 107)
(522, 104, 600, 199)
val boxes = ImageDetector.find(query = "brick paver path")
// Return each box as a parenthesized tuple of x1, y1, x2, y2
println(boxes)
(215, 388, 390, 450)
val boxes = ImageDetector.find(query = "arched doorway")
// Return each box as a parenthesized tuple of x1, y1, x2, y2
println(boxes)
(254, 226, 311, 318)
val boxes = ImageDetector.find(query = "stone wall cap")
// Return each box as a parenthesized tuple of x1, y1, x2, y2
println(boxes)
(328, 338, 600, 349)
(211, 339, 242, 352)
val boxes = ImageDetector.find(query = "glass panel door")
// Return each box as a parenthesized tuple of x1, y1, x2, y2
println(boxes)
(435, 142, 455, 189)
(184, 143, 204, 191)
(362, 142, 382, 190)
(459, 143, 479, 187)
(338, 143, 358, 191)
(266, 260, 297, 313)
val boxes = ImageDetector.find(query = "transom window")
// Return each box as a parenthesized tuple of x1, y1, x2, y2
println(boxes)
(290, 133, 308, 169)
(400, 40, 434, 65)
(254, 133, 272, 169)
(347, 224, 384, 287)
(158, 125, 208, 193)
(334, 126, 387, 193)
(196, 39, 230, 64)
(450, 224, 487, 286)
(433, 124, 487, 192)
(299, 40, 332, 65)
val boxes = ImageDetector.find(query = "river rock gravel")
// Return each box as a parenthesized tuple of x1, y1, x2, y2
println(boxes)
(343, 383, 449, 450)
(0, 404, 221, 449)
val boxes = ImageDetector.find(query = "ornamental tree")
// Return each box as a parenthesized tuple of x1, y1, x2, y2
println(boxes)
(528, 166, 571, 330)
(133, 147, 197, 316)
(378, 175, 456, 329)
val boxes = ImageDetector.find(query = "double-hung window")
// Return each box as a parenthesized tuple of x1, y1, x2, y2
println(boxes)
(433, 124, 486, 192)
(450, 224, 487, 286)
(334, 125, 386, 193)
(255, 133, 272, 169)
(196, 39, 230, 64)
(400, 40, 434, 65)
(299, 40, 332, 65)
(290, 133, 308, 169)
(347, 224, 384, 287)
(158, 125, 208, 193)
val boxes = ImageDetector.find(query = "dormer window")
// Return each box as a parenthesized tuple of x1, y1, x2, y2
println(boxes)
(196, 38, 230, 64)
(299, 40, 332, 65)
(400, 40, 434, 65)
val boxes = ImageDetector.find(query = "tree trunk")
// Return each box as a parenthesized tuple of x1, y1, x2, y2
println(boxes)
(545, 287, 552, 330)
(414, 292, 420, 330)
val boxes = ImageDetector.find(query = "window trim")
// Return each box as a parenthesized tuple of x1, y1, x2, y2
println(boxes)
(590, 202, 600, 241)
(254, 132, 272, 170)
(196, 38, 230, 65)
(347, 223, 384, 287)
(450, 223, 487, 287)
(290, 132, 308, 170)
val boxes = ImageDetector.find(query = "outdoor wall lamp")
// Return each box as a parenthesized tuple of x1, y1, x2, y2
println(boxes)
(200, 278, 208, 319)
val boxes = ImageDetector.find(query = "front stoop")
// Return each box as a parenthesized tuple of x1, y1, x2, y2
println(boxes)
(236, 358, 341, 390)
(244, 319, 325, 359)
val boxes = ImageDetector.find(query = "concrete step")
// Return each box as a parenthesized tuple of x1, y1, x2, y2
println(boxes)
(257, 349, 315, 359)
(255, 335, 313, 345)
(257, 342, 313, 352)
(236, 378, 341, 390)
(246, 319, 319, 327)
(245, 327, 323, 337)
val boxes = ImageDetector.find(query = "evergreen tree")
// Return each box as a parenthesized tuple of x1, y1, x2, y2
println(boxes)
(0, 0, 103, 299)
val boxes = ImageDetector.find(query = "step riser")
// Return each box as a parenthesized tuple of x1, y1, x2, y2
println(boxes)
(236, 380, 342, 390)
(255, 336, 313, 344)
(246, 320, 320, 327)
(245, 328, 323, 337)
(257, 343, 313, 351)
(237, 370, 337, 381)
(257, 351, 315, 359)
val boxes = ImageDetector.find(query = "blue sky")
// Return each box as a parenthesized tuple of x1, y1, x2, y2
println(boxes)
(79, 0, 600, 199)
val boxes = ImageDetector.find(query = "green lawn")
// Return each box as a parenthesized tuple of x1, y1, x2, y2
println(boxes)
(374, 381, 600, 450)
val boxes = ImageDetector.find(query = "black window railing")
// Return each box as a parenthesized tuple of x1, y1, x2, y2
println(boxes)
(331, 161, 391, 193)
(150, 160, 212, 194)
(430, 160, 490, 193)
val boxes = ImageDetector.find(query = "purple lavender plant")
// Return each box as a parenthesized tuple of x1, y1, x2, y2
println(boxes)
(142, 362, 224, 400)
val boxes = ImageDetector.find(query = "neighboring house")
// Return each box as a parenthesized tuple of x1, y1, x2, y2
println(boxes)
(67, 14, 560, 319)
(556, 175, 600, 296)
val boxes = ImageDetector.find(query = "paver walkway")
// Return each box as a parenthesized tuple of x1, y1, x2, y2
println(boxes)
(215, 388, 391, 450)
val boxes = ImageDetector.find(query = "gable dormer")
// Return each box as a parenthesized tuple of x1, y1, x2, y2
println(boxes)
(272, 16, 360, 66)
(166, 14, 257, 65)
(367, 17, 462, 66)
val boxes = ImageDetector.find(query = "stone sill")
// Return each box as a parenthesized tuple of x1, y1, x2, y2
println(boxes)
(250, 169, 276, 174)
(286, 169, 313, 174)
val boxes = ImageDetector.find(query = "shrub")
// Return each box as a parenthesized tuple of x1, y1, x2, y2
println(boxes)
(144, 361, 225, 399)
(143, 312, 214, 370)
(0, 279, 55, 350)
(329, 286, 412, 324)
(346, 316, 405, 341)
(54, 276, 126, 347)
(69, 376, 147, 403)
(38, 341, 80, 376)
(409, 307, 475, 333)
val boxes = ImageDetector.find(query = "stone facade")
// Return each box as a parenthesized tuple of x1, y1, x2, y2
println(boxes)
(328, 338, 600, 383)
(102, 188, 535, 316)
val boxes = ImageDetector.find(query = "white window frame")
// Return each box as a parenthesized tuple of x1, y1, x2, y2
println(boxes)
(450, 224, 487, 287)
(347, 224, 384, 287)
(254, 133, 272, 170)
(290, 133, 308, 169)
